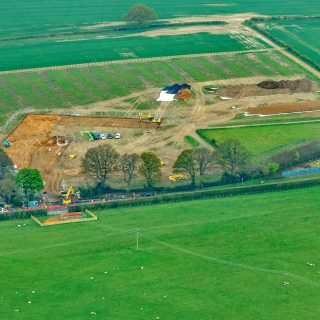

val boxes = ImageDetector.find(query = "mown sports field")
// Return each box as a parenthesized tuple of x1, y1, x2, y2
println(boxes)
(1, 187, 320, 319)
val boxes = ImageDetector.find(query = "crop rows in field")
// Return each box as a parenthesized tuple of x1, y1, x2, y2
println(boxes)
(0, 33, 270, 72)
(1, 0, 320, 39)
(0, 50, 306, 126)
(255, 18, 320, 69)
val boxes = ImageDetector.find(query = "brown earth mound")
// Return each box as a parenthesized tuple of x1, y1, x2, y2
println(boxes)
(216, 79, 317, 99)
(258, 79, 314, 92)
(244, 101, 320, 116)
(175, 88, 192, 100)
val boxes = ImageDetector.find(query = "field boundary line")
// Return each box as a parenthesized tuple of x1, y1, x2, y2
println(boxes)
(91, 213, 320, 288)
(145, 236, 320, 287)
(0, 48, 273, 75)
(204, 119, 320, 130)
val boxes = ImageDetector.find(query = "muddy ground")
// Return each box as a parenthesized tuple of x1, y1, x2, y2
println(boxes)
(5, 76, 320, 194)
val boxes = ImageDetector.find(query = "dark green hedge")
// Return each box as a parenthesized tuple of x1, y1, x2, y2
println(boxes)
(0, 208, 47, 221)
(68, 177, 320, 212)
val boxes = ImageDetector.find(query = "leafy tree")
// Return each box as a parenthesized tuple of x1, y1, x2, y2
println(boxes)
(16, 168, 44, 196)
(139, 152, 161, 188)
(174, 149, 197, 186)
(81, 145, 119, 186)
(268, 162, 280, 175)
(124, 4, 157, 26)
(118, 153, 139, 187)
(0, 149, 13, 179)
(217, 139, 250, 177)
(193, 148, 216, 178)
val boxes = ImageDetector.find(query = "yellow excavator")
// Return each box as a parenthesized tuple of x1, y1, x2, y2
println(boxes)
(138, 113, 161, 126)
(59, 186, 80, 205)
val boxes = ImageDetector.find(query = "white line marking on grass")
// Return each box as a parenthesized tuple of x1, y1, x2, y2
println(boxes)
(145, 236, 320, 288)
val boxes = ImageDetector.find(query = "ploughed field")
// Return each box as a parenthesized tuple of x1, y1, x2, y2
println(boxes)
(1, 187, 320, 319)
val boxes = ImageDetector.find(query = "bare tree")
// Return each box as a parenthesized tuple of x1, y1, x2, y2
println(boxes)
(139, 152, 162, 188)
(193, 148, 216, 178)
(118, 153, 139, 187)
(81, 145, 119, 186)
(0, 174, 16, 204)
(173, 149, 197, 186)
(217, 139, 250, 177)
(0, 149, 13, 179)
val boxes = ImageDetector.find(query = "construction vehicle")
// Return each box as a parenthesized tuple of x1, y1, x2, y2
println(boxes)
(169, 174, 186, 182)
(138, 113, 161, 126)
(2, 140, 10, 148)
(59, 186, 80, 205)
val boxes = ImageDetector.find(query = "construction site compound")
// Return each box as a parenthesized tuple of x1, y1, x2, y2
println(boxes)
(4, 76, 320, 195)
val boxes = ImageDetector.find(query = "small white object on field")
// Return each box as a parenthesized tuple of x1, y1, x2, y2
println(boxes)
(163, 295, 167, 299)
(141, 266, 144, 270)
(90, 277, 94, 280)
(104, 271, 108, 274)
(28, 301, 32, 304)
(90, 311, 96, 315)
(283, 281, 290, 286)
(32, 291, 35, 294)
(140, 307, 143, 310)
(15, 292, 18, 294)
(13, 309, 19, 312)
(17, 225, 21, 227)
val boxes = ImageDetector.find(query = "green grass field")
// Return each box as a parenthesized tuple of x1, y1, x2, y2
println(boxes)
(1, 187, 320, 319)
(260, 18, 320, 68)
(1, 0, 320, 38)
(185, 135, 200, 147)
(0, 33, 268, 71)
(0, 50, 307, 126)
(198, 122, 320, 158)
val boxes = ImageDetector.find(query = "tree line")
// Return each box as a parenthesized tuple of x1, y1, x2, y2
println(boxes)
(81, 139, 252, 190)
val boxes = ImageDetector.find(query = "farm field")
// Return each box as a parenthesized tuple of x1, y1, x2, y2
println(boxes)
(0, 32, 269, 71)
(1, 0, 320, 38)
(0, 50, 308, 126)
(198, 122, 320, 157)
(1, 187, 320, 319)
(258, 18, 320, 69)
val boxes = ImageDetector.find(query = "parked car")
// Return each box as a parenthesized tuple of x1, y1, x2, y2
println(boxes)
(107, 133, 113, 139)
(115, 133, 121, 139)
(93, 132, 100, 140)
(99, 133, 106, 140)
